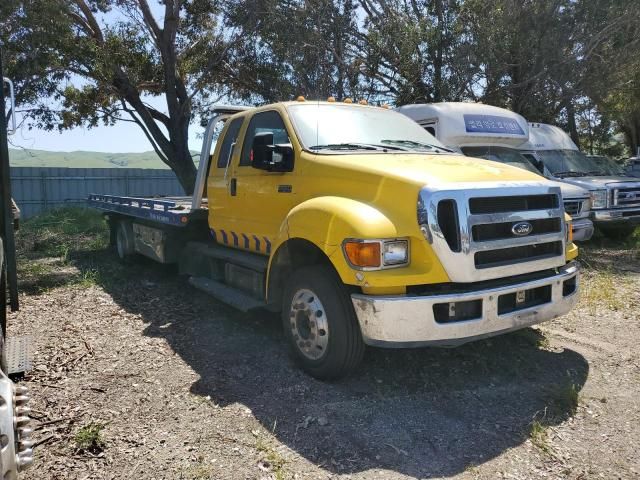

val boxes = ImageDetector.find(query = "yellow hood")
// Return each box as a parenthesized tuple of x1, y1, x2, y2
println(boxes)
(308, 152, 545, 186)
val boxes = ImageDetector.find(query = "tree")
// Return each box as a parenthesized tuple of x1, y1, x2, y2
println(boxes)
(358, 0, 471, 105)
(226, 0, 364, 102)
(578, 0, 640, 156)
(1, 0, 247, 194)
(461, 1, 583, 130)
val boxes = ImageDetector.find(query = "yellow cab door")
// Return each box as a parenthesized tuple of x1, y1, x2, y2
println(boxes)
(224, 109, 299, 256)
(206, 115, 246, 244)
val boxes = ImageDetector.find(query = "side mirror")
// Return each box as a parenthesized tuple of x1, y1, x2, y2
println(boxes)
(251, 132, 294, 172)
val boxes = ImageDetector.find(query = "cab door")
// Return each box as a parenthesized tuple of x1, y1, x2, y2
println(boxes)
(226, 109, 299, 255)
(207, 115, 246, 244)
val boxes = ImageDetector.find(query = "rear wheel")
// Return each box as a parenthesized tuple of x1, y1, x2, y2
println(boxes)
(115, 220, 135, 262)
(282, 265, 364, 380)
(599, 225, 636, 240)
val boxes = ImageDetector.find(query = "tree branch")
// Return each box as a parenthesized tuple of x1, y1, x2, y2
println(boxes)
(73, 0, 104, 43)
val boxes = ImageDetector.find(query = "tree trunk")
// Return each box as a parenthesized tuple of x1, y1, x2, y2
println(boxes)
(564, 101, 580, 149)
(622, 112, 640, 157)
(165, 109, 197, 195)
(171, 147, 197, 195)
(433, 0, 444, 102)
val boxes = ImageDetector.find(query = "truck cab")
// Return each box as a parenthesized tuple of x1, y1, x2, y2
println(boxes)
(93, 100, 580, 379)
(395, 102, 594, 241)
(521, 123, 640, 239)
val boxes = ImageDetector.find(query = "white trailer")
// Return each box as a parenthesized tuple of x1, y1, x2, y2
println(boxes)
(396, 102, 594, 241)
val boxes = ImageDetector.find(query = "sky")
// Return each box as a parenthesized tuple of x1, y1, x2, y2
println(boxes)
(7, 1, 206, 154)
(9, 111, 205, 153)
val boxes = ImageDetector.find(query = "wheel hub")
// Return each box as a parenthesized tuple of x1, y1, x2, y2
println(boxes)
(289, 289, 329, 360)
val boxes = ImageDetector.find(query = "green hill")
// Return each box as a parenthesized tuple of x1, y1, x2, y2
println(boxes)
(9, 149, 200, 169)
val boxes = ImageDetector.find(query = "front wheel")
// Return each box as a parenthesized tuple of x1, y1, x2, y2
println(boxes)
(599, 225, 637, 240)
(282, 265, 365, 380)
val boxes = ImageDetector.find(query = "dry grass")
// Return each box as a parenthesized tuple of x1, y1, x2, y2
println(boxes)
(580, 269, 629, 314)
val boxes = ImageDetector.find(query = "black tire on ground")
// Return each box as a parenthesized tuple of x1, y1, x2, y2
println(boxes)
(115, 220, 136, 262)
(599, 225, 637, 240)
(281, 265, 365, 380)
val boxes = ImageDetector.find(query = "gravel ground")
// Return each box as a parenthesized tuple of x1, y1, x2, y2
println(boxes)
(9, 213, 640, 480)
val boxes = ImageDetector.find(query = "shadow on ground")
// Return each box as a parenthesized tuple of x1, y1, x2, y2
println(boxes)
(75, 248, 589, 478)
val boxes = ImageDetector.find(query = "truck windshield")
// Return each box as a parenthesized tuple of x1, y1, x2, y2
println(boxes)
(461, 146, 541, 174)
(287, 103, 452, 153)
(535, 149, 606, 177)
(588, 155, 625, 175)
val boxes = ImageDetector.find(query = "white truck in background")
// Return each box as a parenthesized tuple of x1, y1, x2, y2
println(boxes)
(521, 123, 640, 239)
(396, 102, 594, 241)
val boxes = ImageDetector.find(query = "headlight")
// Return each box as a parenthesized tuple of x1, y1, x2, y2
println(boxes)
(343, 239, 409, 270)
(382, 240, 409, 265)
(589, 190, 608, 209)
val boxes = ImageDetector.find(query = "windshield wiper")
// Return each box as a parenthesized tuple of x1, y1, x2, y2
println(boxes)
(583, 170, 608, 176)
(381, 139, 454, 153)
(553, 170, 588, 178)
(310, 142, 406, 152)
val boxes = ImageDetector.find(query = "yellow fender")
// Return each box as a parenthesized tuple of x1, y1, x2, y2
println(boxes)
(268, 196, 450, 293)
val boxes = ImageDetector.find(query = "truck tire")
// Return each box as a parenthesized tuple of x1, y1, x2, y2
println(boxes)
(282, 265, 365, 380)
(599, 225, 636, 240)
(115, 220, 135, 262)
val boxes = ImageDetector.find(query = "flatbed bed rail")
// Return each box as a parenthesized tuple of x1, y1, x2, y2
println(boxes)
(88, 193, 202, 226)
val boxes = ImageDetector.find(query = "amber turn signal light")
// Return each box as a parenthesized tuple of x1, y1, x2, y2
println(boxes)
(344, 241, 381, 268)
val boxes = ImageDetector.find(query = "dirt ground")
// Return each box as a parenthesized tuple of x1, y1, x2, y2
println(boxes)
(9, 210, 640, 479)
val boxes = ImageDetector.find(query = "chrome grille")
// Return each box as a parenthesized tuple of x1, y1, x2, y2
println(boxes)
(614, 186, 640, 208)
(421, 183, 566, 283)
(563, 200, 581, 216)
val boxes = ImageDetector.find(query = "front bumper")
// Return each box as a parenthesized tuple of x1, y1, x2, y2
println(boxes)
(351, 262, 580, 348)
(592, 207, 640, 225)
(571, 217, 594, 242)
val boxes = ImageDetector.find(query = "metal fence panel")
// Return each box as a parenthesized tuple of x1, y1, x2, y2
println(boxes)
(10, 167, 185, 218)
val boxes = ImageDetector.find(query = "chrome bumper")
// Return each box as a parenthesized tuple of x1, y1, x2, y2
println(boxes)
(571, 217, 594, 242)
(592, 208, 640, 224)
(351, 262, 580, 348)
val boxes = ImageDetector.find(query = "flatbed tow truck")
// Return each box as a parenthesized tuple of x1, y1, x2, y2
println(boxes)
(89, 99, 580, 379)
(1, 60, 34, 476)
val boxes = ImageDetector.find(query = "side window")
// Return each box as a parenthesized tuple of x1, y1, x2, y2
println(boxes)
(240, 111, 291, 167)
(217, 117, 244, 168)
(523, 153, 544, 174)
(421, 122, 436, 137)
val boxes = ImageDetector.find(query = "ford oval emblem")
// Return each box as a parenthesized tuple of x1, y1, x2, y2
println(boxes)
(512, 221, 533, 236)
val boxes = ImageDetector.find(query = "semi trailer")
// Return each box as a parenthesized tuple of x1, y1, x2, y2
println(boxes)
(89, 99, 580, 379)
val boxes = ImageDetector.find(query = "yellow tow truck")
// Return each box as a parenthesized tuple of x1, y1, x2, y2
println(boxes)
(89, 99, 580, 379)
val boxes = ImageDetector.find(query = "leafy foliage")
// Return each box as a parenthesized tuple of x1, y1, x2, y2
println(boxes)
(1, 0, 639, 181)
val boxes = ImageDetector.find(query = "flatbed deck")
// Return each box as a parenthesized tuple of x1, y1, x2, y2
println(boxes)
(88, 194, 208, 226)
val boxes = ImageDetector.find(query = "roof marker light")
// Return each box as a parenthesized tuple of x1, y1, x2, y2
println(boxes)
(327, 96, 336, 102)
(358, 99, 368, 105)
(343, 98, 353, 104)
(296, 96, 306, 102)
